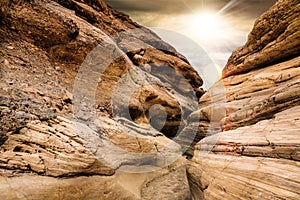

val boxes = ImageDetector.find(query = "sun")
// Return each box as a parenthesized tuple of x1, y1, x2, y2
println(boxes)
(190, 11, 222, 39)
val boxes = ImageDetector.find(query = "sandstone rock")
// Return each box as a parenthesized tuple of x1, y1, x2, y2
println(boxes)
(0, 157, 190, 199)
(188, 153, 300, 200)
(0, 174, 138, 200)
(222, 0, 300, 78)
(0, 0, 203, 141)
(0, 117, 114, 177)
(188, 0, 300, 199)
(0, 114, 192, 198)
(196, 55, 300, 132)
(0, 0, 201, 198)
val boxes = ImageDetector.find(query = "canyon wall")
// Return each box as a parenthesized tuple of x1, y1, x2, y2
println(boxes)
(0, 0, 299, 199)
(187, 0, 300, 199)
(0, 0, 203, 199)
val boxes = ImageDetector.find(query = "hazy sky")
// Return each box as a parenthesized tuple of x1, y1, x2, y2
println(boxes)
(105, 0, 277, 87)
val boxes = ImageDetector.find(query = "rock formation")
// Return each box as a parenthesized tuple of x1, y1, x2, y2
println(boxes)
(0, 0, 202, 199)
(187, 0, 300, 199)
(1, 0, 299, 199)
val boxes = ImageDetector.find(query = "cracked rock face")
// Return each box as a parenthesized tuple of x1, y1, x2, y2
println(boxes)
(0, 117, 115, 177)
(0, 0, 203, 199)
(222, 0, 300, 78)
(187, 0, 300, 199)
(2, 0, 298, 199)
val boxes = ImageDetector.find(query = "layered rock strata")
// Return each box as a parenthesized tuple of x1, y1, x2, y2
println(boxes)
(0, 0, 203, 199)
(187, 0, 300, 199)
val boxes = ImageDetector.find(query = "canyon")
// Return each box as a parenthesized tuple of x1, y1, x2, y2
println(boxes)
(0, 0, 299, 199)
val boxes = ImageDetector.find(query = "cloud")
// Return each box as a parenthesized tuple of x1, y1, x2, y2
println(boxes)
(105, 0, 277, 16)
(105, 0, 277, 37)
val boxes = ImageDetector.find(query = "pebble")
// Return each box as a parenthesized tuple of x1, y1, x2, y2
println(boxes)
(37, 90, 45, 96)
(43, 96, 51, 104)
(7, 46, 14, 50)
(56, 103, 63, 110)
(55, 66, 65, 73)
(3, 59, 9, 66)
(15, 111, 27, 119)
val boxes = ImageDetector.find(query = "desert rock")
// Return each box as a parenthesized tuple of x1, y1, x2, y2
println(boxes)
(0, 0, 203, 199)
(187, 0, 300, 199)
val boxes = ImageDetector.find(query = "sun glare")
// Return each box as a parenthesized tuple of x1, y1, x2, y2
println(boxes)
(190, 12, 222, 39)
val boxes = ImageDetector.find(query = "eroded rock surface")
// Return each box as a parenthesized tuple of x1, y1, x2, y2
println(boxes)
(222, 0, 300, 78)
(187, 0, 300, 199)
(0, 0, 204, 199)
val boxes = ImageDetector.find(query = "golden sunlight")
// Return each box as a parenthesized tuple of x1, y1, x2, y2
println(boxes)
(187, 10, 231, 42)
(191, 12, 221, 38)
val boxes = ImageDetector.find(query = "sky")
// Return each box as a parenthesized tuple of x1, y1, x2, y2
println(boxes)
(105, 0, 277, 88)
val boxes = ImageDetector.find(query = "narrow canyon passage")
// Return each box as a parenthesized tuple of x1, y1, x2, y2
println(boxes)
(0, 0, 299, 199)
